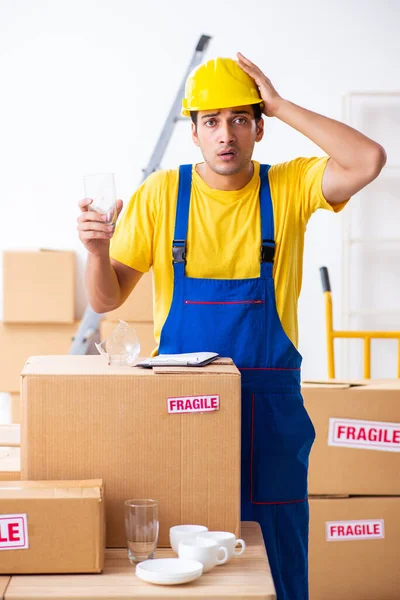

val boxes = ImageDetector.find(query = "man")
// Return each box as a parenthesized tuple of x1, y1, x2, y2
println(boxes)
(78, 54, 386, 599)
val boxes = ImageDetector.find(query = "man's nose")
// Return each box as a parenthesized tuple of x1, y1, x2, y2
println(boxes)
(218, 122, 236, 145)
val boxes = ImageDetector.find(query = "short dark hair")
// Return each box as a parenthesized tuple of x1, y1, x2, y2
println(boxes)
(190, 103, 263, 128)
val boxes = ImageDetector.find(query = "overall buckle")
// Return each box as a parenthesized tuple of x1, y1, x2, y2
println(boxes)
(261, 239, 275, 263)
(172, 240, 186, 264)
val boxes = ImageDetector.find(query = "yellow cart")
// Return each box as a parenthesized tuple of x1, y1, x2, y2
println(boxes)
(320, 266, 400, 378)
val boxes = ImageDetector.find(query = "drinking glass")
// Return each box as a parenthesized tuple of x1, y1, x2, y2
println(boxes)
(124, 499, 159, 564)
(83, 172, 117, 224)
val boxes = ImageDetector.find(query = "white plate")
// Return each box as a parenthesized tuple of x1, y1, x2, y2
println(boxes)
(136, 558, 203, 585)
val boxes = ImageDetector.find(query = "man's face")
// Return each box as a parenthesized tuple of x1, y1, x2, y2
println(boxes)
(191, 105, 264, 176)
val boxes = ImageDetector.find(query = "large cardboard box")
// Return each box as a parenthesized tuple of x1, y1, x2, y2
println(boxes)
(105, 271, 153, 322)
(0, 479, 104, 574)
(3, 250, 75, 323)
(309, 496, 400, 600)
(303, 380, 400, 495)
(0, 322, 78, 392)
(100, 320, 156, 357)
(20, 355, 241, 547)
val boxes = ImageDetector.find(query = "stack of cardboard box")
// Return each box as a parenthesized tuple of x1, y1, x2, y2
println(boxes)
(20, 354, 242, 548)
(1, 250, 78, 423)
(303, 380, 400, 600)
(100, 271, 156, 357)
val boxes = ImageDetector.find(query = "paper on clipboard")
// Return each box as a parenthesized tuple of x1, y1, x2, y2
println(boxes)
(136, 352, 219, 369)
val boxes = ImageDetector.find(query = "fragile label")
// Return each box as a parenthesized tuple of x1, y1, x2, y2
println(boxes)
(167, 394, 220, 414)
(326, 519, 385, 541)
(328, 417, 400, 452)
(0, 514, 29, 550)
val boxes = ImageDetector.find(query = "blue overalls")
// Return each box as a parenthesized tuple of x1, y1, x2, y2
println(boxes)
(159, 164, 316, 600)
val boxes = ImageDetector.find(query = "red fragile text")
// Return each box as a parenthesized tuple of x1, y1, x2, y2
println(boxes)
(326, 519, 384, 541)
(167, 395, 220, 414)
(336, 425, 400, 444)
(0, 521, 20, 543)
(0, 515, 28, 549)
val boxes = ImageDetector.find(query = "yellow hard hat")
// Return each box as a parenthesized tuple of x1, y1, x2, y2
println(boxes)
(181, 57, 263, 117)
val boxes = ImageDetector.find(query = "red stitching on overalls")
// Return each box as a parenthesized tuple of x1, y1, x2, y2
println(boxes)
(240, 367, 301, 371)
(250, 393, 307, 506)
(184, 300, 264, 305)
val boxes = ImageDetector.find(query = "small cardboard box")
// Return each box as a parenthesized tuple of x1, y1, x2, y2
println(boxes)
(309, 496, 400, 600)
(0, 479, 104, 574)
(20, 355, 241, 547)
(100, 320, 156, 357)
(3, 250, 75, 323)
(105, 271, 153, 322)
(0, 322, 78, 392)
(303, 380, 400, 495)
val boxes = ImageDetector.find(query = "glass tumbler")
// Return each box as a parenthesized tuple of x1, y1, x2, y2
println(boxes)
(83, 172, 117, 224)
(124, 499, 159, 564)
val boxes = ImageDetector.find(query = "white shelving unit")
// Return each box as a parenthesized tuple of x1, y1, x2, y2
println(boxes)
(341, 92, 400, 378)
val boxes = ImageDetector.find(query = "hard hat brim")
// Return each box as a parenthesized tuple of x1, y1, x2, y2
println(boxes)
(181, 97, 264, 118)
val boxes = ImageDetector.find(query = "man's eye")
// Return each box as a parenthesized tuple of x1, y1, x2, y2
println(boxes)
(235, 117, 246, 124)
(205, 120, 216, 127)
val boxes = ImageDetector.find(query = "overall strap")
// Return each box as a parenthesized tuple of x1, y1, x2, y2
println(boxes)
(259, 164, 275, 278)
(171, 164, 193, 278)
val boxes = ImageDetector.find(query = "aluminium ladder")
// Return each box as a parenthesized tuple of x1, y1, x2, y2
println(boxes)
(69, 34, 212, 354)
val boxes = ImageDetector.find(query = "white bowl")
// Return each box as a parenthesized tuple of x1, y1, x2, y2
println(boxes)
(169, 525, 208, 554)
(136, 558, 203, 585)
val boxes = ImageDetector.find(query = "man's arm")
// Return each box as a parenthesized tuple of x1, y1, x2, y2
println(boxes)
(272, 100, 386, 205)
(77, 197, 143, 313)
(85, 254, 143, 314)
(237, 52, 387, 205)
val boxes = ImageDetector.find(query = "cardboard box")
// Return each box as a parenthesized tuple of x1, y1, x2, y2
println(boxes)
(100, 321, 156, 357)
(3, 250, 75, 323)
(0, 479, 104, 574)
(20, 355, 241, 547)
(9, 393, 20, 424)
(309, 496, 400, 600)
(105, 271, 153, 322)
(303, 380, 400, 495)
(0, 322, 78, 392)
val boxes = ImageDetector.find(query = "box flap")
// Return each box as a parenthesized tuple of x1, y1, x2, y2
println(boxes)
(22, 355, 152, 377)
(301, 379, 367, 389)
(0, 479, 103, 500)
(22, 355, 240, 377)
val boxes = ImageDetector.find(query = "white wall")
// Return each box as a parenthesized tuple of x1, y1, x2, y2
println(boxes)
(0, 0, 399, 380)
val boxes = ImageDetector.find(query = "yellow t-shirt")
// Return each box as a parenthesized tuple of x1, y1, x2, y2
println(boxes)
(110, 157, 347, 352)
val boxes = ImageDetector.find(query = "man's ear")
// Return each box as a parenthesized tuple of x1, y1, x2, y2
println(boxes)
(191, 122, 200, 147)
(255, 118, 264, 143)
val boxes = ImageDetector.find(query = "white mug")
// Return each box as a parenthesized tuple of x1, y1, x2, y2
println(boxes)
(197, 531, 246, 562)
(169, 525, 208, 554)
(178, 537, 229, 573)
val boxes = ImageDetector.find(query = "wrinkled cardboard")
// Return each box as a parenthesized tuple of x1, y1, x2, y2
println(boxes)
(309, 496, 400, 600)
(0, 479, 104, 574)
(3, 250, 75, 323)
(21, 355, 241, 547)
(303, 380, 400, 495)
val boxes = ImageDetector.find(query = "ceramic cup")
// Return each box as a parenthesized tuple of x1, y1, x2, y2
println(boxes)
(178, 536, 229, 573)
(197, 531, 246, 562)
(169, 525, 208, 554)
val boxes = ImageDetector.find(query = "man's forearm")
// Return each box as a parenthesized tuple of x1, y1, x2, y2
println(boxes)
(274, 99, 386, 173)
(85, 253, 121, 314)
